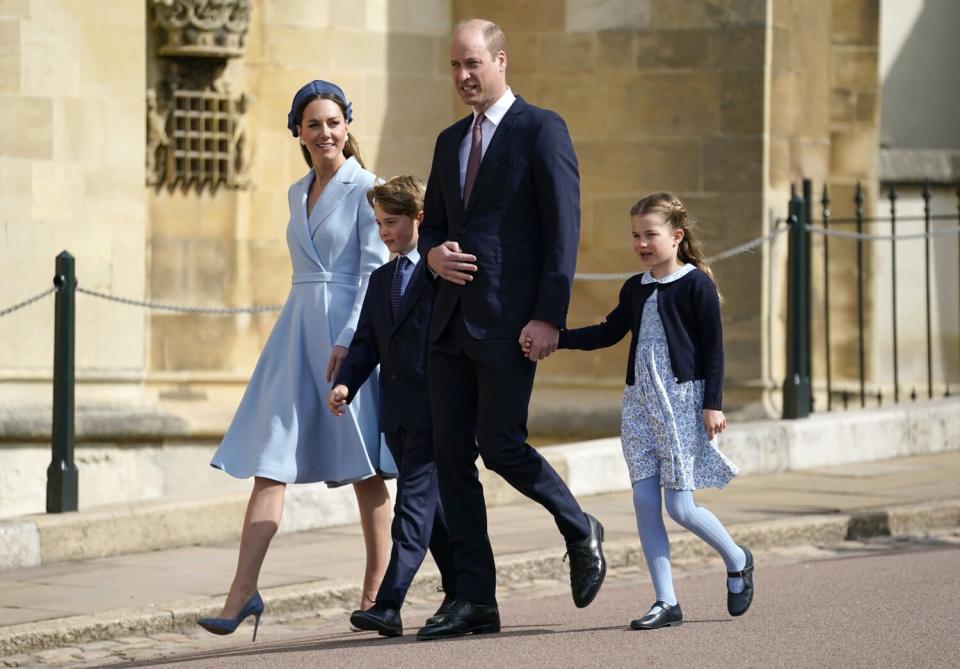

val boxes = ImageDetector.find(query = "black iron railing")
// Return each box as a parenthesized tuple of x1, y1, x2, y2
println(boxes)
(783, 178, 960, 418)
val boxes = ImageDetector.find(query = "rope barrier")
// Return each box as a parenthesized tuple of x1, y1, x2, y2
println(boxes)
(75, 287, 282, 314)
(0, 286, 57, 319)
(2, 227, 793, 316)
(574, 226, 787, 282)
(804, 223, 960, 241)
(22, 219, 954, 316)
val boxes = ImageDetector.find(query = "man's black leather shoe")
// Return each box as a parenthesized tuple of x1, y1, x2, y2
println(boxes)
(727, 544, 754, 616)
(416, 600, 500, 640)
(630, 601, 683, 630)
(566, 513, 606, 608)
(349, 603, 403, 637)
(425, 593, 455, 626)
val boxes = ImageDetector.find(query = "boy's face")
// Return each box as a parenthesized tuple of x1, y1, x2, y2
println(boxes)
(374, 203, 422, 255)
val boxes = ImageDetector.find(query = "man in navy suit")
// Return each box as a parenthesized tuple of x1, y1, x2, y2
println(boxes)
(330, 176, 456, 637)
(415, 19, 606, 641)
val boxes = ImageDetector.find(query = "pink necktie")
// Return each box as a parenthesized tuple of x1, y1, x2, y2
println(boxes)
(463, 114, 484, 205)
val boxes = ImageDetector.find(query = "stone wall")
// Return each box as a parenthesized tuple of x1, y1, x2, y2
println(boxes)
(0, 0, 895, 420)
(145, 0, 454, 386)
(0, 0, 148, 404)
(449, 0, 773, 407)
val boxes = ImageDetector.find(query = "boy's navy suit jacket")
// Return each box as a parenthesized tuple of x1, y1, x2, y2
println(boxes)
(335, 257, 434, 434)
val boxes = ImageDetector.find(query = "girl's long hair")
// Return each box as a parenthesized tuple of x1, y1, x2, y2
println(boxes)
(295, 93, 364, 168)
(630, 192, 720, 297)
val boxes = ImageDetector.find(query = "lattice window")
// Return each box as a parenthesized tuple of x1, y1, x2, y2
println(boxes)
(168, 90, 236, 190)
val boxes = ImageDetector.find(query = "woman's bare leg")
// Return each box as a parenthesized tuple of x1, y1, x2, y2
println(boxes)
(219, 476, 286, 618)
(352, 475, 392, 610)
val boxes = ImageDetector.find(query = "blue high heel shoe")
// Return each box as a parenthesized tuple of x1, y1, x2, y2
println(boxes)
(198, 592, 264, 641)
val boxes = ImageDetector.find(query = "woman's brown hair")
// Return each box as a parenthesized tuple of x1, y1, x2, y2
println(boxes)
(295, 93, 364, 168)
(630, 192, 720, 294)
(366, 175, 426, 217)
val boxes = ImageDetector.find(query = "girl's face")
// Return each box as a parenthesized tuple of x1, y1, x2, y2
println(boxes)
(297, 98, 348, 168)
(631, 212, 684, 275)
(374, 203, 422, 255)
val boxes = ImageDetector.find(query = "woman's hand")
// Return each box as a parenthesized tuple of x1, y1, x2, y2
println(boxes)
(325, 345, 349, 384)
(702, 409, 726, 441)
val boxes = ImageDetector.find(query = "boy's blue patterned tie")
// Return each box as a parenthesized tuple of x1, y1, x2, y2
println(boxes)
(390, 256, 409, 317)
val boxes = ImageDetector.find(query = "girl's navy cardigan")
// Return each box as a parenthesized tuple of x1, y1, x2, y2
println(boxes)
(558, 268, 724, 410)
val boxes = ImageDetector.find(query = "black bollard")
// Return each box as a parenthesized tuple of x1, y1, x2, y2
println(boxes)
(47, 251, 78, 513)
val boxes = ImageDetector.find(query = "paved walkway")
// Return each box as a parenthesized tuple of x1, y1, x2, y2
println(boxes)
(1, 452, 958, 632)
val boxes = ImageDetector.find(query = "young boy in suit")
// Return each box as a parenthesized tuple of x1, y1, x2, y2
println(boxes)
(328, 176, 456, 637)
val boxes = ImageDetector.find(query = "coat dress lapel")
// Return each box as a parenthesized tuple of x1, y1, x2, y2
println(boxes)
(302, 156, 362, 266)
(290, 172, 323, 267)
(308, 157, 361, 232)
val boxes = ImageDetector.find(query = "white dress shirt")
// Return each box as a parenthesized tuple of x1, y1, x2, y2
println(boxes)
(458, 88, 517, 197)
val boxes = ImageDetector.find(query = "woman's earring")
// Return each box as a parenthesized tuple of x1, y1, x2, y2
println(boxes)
(300, 139, 306, 146)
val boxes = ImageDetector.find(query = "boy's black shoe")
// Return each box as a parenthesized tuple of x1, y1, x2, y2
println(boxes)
(350, 603, 403, 637)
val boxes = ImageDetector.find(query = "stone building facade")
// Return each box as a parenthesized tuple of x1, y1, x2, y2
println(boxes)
(1, 0, 954, 434)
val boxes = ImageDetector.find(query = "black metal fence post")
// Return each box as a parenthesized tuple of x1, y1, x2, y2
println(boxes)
(889, 184, 900, 403)
(783, 189, 811, 419)
(923, 180, 933, 399)
(802, 179, 814, 410)
(48, 250, 78, 513)
(821, 185, 833, 410)
(855, 182, 866, 407)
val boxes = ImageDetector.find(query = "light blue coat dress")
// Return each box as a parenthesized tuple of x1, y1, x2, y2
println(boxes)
(211, 157, 397, 485)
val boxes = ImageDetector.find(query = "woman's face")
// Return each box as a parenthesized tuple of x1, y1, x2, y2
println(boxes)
(298, 98, 348, 167)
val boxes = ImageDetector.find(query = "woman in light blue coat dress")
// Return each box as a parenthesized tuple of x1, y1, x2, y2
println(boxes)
(200, 81, 396, 638)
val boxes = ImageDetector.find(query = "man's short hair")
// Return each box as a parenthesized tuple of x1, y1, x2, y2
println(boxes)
(454, 18, 507, 59)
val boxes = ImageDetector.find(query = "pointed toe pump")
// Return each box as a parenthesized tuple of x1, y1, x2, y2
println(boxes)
(198, 592, 265, 641)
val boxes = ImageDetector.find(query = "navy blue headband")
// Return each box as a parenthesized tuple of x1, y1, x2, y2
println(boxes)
(287, 80, 353, 137)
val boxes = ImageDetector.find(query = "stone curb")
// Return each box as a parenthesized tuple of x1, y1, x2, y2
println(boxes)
(4, 397, 958, 569)
(2, 498, 958, 657)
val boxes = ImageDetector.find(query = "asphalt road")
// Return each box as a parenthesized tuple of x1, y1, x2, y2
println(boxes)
(110, 536, 960, 669)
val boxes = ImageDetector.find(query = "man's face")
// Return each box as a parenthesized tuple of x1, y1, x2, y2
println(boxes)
(449, 27, 506, 112)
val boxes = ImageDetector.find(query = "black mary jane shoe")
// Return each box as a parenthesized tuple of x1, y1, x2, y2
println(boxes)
(349, 603, 403, 637)
(630, 601, 683, 630)
(727, 544, 754, 617)
(425, 593, 455, 626)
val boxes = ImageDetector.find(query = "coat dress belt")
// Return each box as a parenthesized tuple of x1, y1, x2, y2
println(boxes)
(291, 272, 360, 285)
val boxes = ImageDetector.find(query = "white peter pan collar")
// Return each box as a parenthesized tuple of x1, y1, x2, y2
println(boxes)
(641, 263, 696, 285)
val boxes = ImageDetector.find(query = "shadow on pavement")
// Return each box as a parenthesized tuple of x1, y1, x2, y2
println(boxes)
(107, 623, 636, 667)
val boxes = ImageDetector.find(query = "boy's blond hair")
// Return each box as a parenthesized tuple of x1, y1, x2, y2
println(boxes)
(367, 175, 426, 218)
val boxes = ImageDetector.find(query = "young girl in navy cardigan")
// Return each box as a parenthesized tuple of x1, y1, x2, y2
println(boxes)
(554, 193, 754, 630)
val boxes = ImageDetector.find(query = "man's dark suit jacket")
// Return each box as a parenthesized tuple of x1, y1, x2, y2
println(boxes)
(417, 96, 580, 341)
(335, 257, 435, 433)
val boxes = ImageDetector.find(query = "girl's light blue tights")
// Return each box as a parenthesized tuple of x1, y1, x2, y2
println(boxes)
(632, 475, 746, 606)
